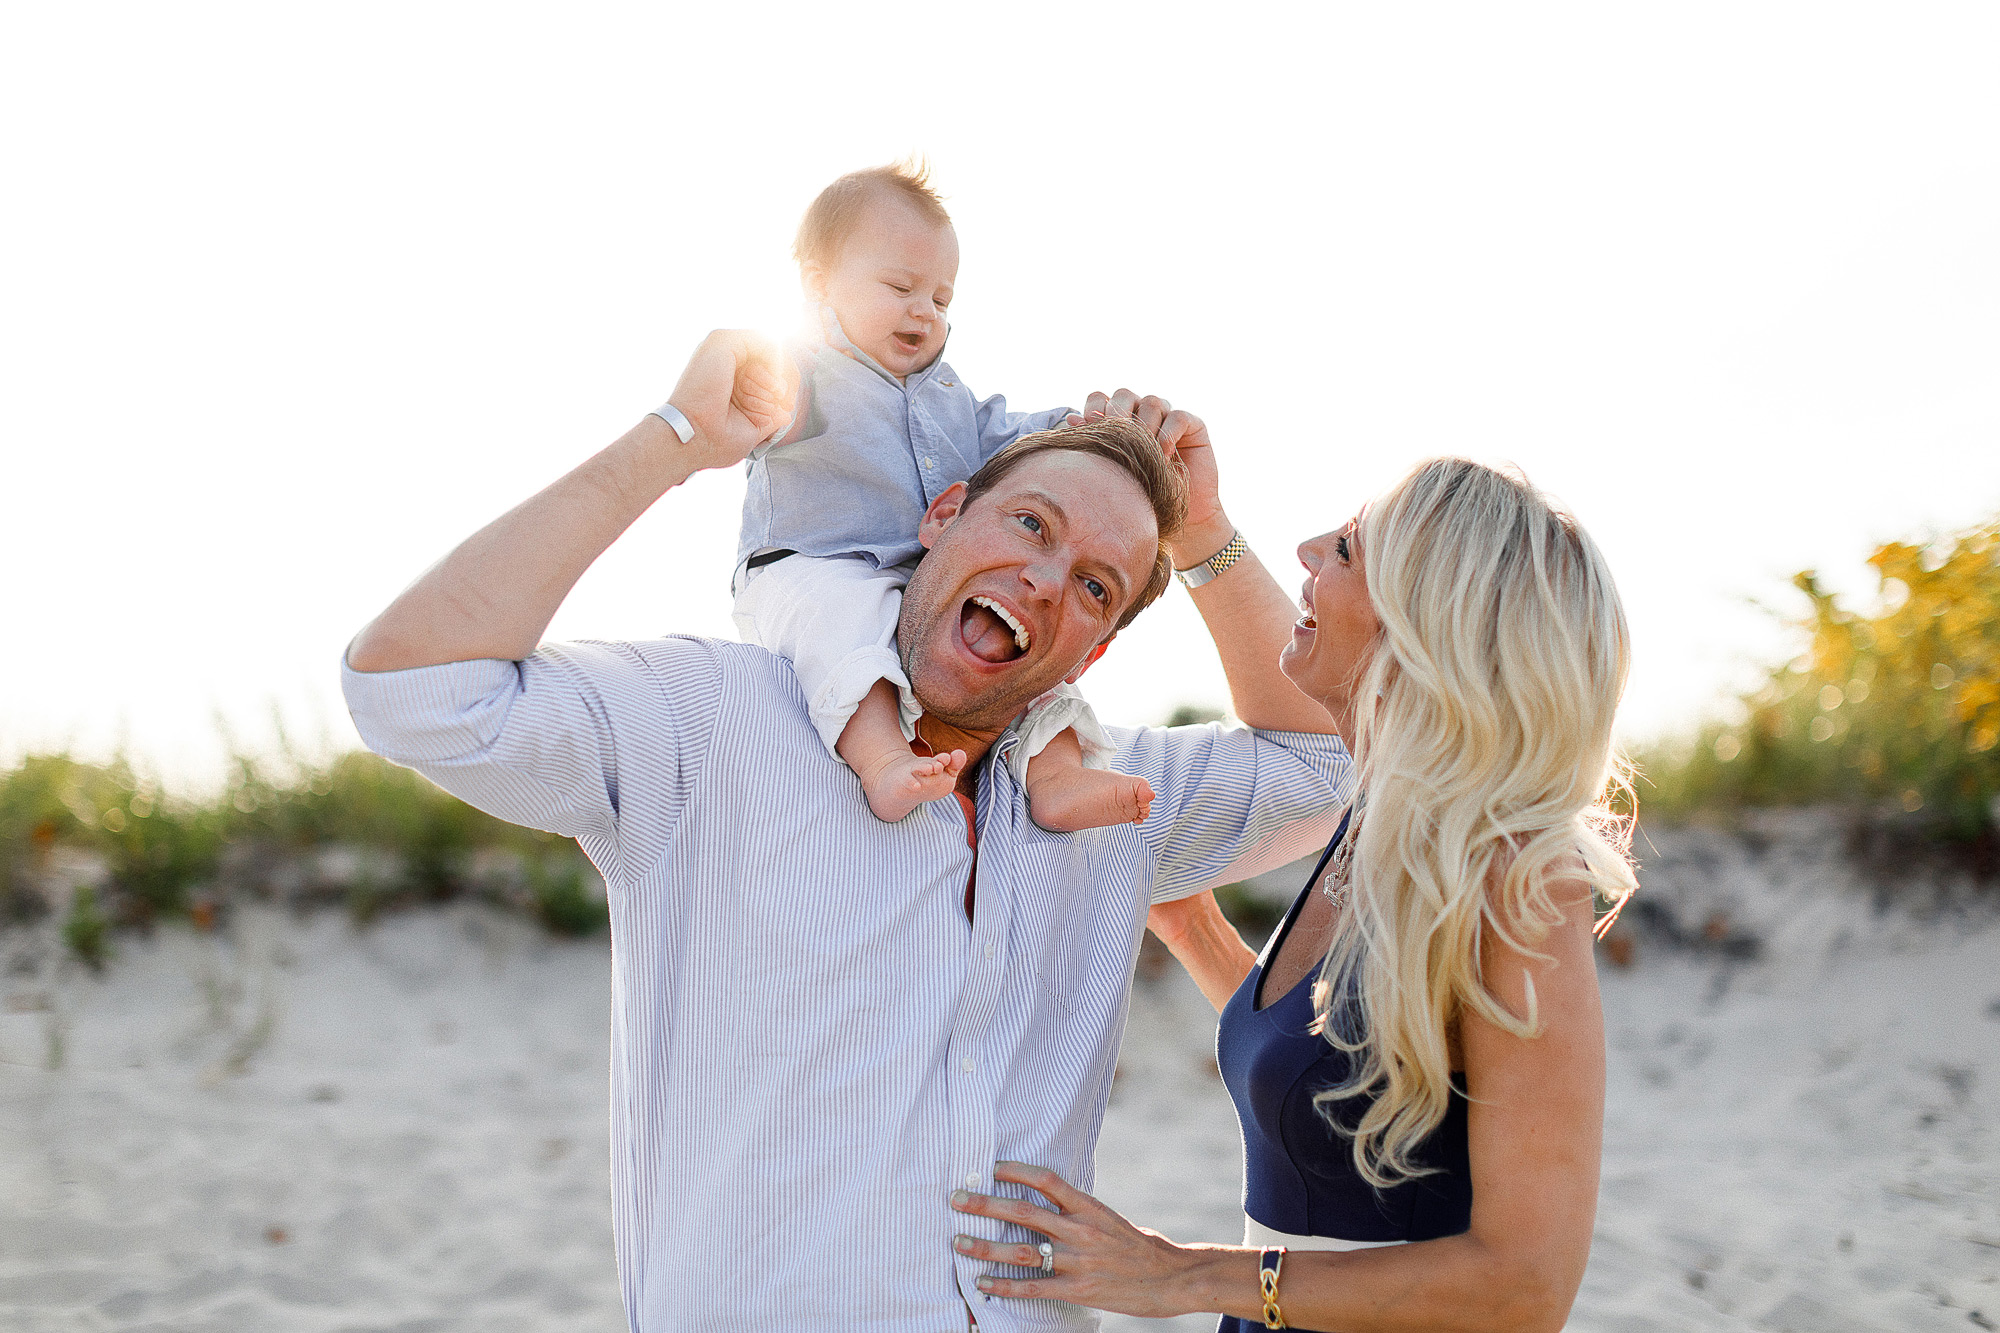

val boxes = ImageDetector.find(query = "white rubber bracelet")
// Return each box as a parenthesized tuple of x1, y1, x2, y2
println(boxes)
(649, 401, 695, 445)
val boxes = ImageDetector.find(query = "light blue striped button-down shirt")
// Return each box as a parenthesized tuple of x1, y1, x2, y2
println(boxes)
(737, 307, 1073, 572)
(341, 636, 1350, 1332)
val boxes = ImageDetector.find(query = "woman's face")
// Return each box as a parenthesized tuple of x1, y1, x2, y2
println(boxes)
(1279, 513, 1381, 730)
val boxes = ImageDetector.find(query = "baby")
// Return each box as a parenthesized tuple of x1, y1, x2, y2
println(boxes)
(728, 162, 1154, 831)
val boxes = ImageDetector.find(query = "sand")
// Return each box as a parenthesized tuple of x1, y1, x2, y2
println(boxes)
(3, 812, 1997, 1332)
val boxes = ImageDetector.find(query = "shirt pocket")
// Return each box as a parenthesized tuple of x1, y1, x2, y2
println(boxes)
(1003, 835, 1098, 1012)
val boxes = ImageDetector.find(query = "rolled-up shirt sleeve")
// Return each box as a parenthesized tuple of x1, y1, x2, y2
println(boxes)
(340, 637, 722, 881)
(1117, 722, 1354, 903)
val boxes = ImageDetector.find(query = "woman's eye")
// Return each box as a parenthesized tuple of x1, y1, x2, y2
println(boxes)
(1335, 534, 1351, 562)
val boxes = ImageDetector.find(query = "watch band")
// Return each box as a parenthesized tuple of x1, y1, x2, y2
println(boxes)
(1174, 531, 1248, 589)
(649, 401, 696, 445)
(1259, 1246, 1288, 1328)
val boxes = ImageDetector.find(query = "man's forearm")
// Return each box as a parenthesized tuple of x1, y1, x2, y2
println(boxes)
(347, 415, 697, 672)
(1173, 514, 1335, 735)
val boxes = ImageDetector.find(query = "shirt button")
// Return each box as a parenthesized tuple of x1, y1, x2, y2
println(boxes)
(961, 1057, 976, 1073)
(965, 1171, 981, 1188)
(924, 457, 935, 468)
(983, 942, 996, 959)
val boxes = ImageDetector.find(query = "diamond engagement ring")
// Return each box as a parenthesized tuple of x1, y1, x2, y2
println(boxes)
(1038, 1242, 1055, 1275)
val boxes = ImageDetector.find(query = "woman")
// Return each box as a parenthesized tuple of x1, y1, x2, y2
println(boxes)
(950, 457, 1637, 1332)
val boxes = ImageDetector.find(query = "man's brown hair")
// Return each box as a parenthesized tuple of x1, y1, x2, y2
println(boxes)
(794, 160, 953, 271)
(960, 417, 1189, 633)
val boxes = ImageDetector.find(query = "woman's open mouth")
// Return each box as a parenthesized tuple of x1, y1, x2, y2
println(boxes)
(959, 596, 1029, 663)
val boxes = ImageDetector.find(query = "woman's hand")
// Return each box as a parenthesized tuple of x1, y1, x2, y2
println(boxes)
(950, 1161, 1232, 1317)
(1069, 390, 1230, 562)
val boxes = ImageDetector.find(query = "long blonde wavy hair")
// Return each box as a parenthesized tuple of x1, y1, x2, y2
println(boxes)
(1312, 457, 1638, 1188)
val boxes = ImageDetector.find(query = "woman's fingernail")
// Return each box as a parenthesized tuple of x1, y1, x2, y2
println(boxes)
(955, 1236, 973, 1252)
(975, 1277, 994, 1292)
(950, 1191, 970, 1207)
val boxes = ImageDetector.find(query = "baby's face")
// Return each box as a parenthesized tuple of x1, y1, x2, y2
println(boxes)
(806, 194, 960, 380)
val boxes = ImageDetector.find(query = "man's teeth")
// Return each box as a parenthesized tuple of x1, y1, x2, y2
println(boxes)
(971, 596, 1030, 650)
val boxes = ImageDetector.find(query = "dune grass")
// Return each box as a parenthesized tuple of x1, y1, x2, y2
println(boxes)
(1, 742, 606, 968)
(1633, 510, 1999, 868)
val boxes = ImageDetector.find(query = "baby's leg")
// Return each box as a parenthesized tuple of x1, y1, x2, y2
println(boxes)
(837, 679, 966, 823)
(1025, 727, 1155, 832)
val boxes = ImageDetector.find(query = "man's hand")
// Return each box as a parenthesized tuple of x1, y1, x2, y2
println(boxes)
(1070, 390, 1227, 562)
(347, 332, 794, 675)
(667, 330, 796, 472)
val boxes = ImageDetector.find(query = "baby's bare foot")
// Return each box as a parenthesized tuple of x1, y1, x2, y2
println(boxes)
(856, 747, 968, 823)
(1028, 770, 1156, 833)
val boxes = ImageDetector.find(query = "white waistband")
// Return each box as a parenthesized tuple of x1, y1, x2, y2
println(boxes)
(1243, 1214, 1409, 1252)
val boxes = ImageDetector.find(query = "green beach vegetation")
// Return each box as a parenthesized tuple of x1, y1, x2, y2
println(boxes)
(6, 508, 1994, 971)
(1636, 509, 2000, 867)
(1, 742, 607, 968)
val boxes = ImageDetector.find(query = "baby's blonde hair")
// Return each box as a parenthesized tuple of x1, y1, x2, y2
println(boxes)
(1313, 457, 1638, 1187)
(793, 159, 951, 270)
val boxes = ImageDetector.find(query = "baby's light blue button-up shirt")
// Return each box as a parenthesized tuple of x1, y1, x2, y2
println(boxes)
(736, 308, 1073, 573)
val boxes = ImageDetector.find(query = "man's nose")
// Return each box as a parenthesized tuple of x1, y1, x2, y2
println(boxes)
(1019, 554, 1064, 599)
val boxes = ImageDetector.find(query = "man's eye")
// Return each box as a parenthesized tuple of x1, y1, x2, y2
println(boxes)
(1016, 513, 1043, 534)
(1084, 577, 1108, 604)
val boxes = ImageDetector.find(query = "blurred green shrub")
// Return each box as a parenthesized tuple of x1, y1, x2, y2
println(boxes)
(1641, 512, 2000, 843)
(63, 885, 111, 971)
(529, 858, 610, 937)
(0, 743, 601, 962)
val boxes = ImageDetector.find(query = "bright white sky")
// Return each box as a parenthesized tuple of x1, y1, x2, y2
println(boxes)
(3, 4, 1997, 790)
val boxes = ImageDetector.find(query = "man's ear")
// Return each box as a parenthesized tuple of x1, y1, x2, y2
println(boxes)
(917, 482, 969, 550)
(1064, 636, 1114, 686)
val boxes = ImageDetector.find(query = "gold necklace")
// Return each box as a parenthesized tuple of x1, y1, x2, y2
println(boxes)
(1320, 804, 1360, 909)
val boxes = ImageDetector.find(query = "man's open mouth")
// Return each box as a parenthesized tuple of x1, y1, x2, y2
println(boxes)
(960, 596, 1030, 663)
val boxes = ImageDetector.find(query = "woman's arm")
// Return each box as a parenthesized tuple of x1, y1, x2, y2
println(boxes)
(1145, 892, 1256, 1013)
(953, 878, 1605, 1333)
(1074, 390, 1335, 735)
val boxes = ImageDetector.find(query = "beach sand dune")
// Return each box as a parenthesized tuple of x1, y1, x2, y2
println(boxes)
(4, 813, 1996, 1331)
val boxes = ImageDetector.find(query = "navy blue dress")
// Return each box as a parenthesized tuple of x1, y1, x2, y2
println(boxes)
(1213, 825, 1472, 1333)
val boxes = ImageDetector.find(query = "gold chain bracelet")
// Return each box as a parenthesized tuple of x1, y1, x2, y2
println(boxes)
(1258, 1246, 1288, 1329)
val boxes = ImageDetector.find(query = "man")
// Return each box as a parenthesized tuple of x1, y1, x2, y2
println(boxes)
(342, 332, 1348, 1331)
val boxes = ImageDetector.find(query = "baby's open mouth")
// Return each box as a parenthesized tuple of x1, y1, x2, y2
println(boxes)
(894, 331, 924, 351)
(960, 596, 1029, 663)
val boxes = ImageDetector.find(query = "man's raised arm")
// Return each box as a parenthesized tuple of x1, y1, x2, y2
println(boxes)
(346, 332, 792, 673)
(1077, 391, 1334, 736)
